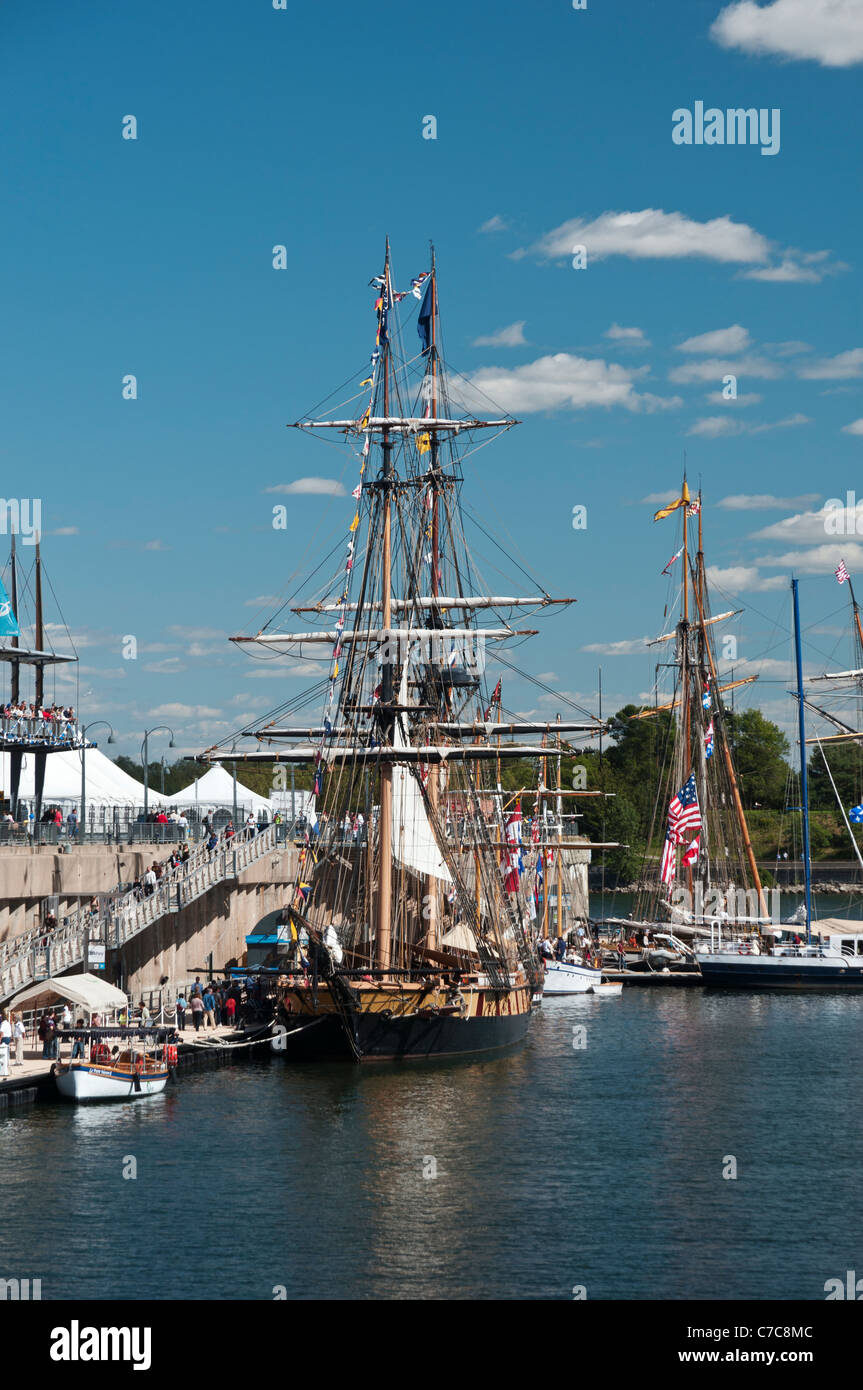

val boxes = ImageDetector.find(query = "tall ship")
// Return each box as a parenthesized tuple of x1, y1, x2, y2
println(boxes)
(205, 243, 603, 1059)
(605, 480, 770, 946)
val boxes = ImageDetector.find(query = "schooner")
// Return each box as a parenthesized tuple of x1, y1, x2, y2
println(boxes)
(205, 243, 603, 1059)
(620, 479, 770, 938)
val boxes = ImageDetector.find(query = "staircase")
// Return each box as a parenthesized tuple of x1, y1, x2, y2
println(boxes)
(0, 825, 281, 1004)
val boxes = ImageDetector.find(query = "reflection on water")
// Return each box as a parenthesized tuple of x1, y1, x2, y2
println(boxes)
(1, 991, 861, 1300)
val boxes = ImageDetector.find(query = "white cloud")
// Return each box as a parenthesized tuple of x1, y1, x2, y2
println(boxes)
(798, 348, 863, 380)
(717, 493, 821, 510)
(49, 526, 79, 536)
(472, 321, 527, 348)
(754, 502, 863, 543)
(688, 411, 810, 437)
(741, 258, 823, 284)
(265, 478, 346, 496)
(147, 703, 221, 719)
(756, 543, 863, 572)
(527, 208, 772, 265)
(704, 391, 762, 405)
(478, 215, 509, 233)
(244, 594, 281, 607)
(677, 324, 751, 355)
(604, 323, 650, 345)
(710, 0, 863, 68)
(768, 340, 812, 357)
(706, 564, 787, 592)
(842, 419, 863, 435)
(462, 353, 682, 414)
(688, 416, 745, 438)
(669, 355, 782, 383)
(581, 637, 650, 655)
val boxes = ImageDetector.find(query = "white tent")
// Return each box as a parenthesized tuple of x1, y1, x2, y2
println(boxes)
(0, 746, 166, 810)
(167, 762, 272, 817)
(269, 788, 315, 820)
(10, 972, 127, 1015)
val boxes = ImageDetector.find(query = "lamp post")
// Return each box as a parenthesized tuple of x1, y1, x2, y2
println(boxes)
(142, 726, 175, 824)
(80, 721, 116, 843)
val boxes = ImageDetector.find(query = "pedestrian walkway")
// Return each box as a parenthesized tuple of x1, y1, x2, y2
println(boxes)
(0, 825, 279, 1004)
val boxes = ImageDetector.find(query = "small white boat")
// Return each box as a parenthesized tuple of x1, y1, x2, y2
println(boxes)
(54, 1042, 175, 1102)
(542, 959, 602, 996)
(590, 979, 623, 997)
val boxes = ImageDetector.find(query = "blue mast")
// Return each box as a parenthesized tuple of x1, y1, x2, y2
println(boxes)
(792, 578, 813, 944)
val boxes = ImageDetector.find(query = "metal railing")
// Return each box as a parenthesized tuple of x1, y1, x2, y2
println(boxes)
(0, 824, 281, 1004)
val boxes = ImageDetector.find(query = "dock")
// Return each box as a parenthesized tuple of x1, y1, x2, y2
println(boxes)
(606, 970, 704, 987)
(0, 1023, 272, 1111)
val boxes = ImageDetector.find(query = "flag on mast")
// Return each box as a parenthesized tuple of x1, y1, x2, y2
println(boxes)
(836, 558, 850, 585)
(653, 480, 690, 522)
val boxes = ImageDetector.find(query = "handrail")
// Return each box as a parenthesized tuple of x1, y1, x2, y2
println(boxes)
(0, 825, 279, 1003)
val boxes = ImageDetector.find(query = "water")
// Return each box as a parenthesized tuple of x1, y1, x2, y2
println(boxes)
(2, 989, 861, 1300)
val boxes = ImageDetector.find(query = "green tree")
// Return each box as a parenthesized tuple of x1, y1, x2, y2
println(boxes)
(723, 708, 790, 809)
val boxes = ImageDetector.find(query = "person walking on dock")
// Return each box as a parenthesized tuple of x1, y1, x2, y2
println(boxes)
(0, 1011, 11, 1076)
(38, 1010, 57, 1058)
(202, 987, 216, 1030)
(190, 993, 204, 1032)
(617, 940, 627, 973)
(12, 1013, 25, 1066)
(176, 994, 187, 1030)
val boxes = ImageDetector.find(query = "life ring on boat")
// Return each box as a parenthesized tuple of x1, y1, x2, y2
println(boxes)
(91, 1043, 111, 1063)
(134, 1057, 144, 1074)
(738, 944, 751, 955)
(165, 1045, 178, 1066)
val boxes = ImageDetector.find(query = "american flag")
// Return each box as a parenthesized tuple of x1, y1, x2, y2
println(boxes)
(836, 558, 850, 585)
(660, 833, 676, 887)
(668, 773, 701, 844)
(682, 834, 700, 867)
(502, 809, 522, 893)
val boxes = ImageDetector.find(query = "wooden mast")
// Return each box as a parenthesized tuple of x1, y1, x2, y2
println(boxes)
(426, 248, 441, 952)
(9, 530, 20, 704)
(35, 533, 44, 709)
(690, 533, 767, 920)
(376, 241, 394, 973)
(556, 714, 563, 940)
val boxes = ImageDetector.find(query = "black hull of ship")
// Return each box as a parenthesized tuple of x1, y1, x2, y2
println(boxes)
(699, 958, 863, 990)
(275, 1007, 532, 1063)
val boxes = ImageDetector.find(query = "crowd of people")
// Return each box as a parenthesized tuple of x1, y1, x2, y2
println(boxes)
(1, 703, 78, 745)
(175, 977, 242, 1032)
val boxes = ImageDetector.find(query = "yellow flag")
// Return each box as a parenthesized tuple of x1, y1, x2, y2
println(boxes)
(417, 432, 431, 454)
(349, 512, 360, 532)
(360, 377, 373, 387)
(653, 480, 690, 521)
(358, 406, 370, 431)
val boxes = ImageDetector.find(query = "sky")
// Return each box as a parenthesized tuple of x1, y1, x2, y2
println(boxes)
(1, 0, 861, 762)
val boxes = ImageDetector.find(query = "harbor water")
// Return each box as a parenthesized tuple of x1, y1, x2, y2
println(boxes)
(1, 986, 861, 1300)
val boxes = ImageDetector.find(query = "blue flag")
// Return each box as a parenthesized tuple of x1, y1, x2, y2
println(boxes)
(417, 277, 433, 353)
(850, 804, 863, 824)
(0, 576, 19, 637)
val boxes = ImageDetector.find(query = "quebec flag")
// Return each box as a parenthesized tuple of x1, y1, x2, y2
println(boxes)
(0, 576, 19, 638)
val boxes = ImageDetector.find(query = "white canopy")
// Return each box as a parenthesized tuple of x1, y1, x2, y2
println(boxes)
(10, 972, 127, 1013)
(167, 762, 272, 816)
(0, 746, 166, 810)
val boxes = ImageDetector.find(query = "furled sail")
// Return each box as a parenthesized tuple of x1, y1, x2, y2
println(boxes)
(391, 662, 452, 882)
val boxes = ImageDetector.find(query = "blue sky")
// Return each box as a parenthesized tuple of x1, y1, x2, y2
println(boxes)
(1, 0, 861, 758)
